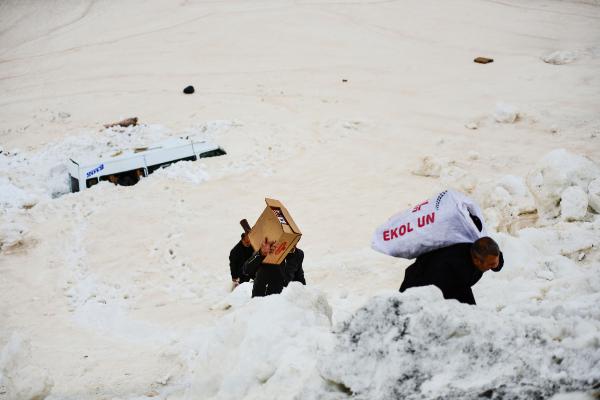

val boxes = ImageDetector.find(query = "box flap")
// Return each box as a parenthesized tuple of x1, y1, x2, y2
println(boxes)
(265, 198, 301, 234)
(248, 206, 282, 252)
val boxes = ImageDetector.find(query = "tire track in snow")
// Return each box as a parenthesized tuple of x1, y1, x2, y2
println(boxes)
(0, 0, 96, 56)
(62, 205, 174, 344)
(0, 11, 213, 65)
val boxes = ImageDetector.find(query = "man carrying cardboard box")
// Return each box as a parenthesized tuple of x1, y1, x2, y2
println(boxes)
(247, 198, 302, 264)
(242, 198, 305, 297)
(243, 238, 306, 297)
(229, 227, 254, 289)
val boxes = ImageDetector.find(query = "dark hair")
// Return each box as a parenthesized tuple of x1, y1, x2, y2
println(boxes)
(471, 237, 500, 260)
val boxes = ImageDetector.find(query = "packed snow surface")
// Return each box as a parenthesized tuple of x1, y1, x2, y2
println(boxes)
(1, 0, 600, 399)
(542, 50, 578, 65)
(2, 126, 599, 400)
(323, 287, 600, 400)
(493, 102, 519, 124)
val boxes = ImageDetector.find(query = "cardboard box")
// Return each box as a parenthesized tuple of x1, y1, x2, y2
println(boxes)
(248, 198, 302, 265)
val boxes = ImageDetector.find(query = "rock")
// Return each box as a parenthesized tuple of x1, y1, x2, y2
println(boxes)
(58, 112, 71, 119)
(494, 102, 519, 123)
(465, 121, 479, 130)
(560, 186, 588, 221)
(104, 117, 138, 128)
(183, 85, 195, 94)
(588, 178, 600, 213)
(474, 57, 494, 64)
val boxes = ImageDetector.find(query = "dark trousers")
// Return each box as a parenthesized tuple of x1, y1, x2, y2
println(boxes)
(252, 265, 285, 297)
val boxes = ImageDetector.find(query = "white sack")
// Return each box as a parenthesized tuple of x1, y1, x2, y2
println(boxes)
(371, 190, 486, 259)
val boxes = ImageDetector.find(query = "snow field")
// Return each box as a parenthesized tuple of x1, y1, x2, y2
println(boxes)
(2, 124, 600, 399)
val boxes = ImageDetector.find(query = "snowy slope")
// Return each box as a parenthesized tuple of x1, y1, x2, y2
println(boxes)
(1, 0, 600, 399)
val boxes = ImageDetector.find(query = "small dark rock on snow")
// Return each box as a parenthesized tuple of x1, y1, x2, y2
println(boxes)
(183, 85, 195, 94)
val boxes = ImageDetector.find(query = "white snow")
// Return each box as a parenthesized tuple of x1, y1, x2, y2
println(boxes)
(411, 156, 445, 178)
(542, 50, 578, 65)
(493, 102, 519, 124)
(1, 1, 600, 399)
(561, 186, 589, 221)
(588, 178, 600, 214)
(441, 165, 478, 194)
(321, 286, 600, 399)
(0, 334, 53, 400)
(526, 149, 600, 220)
(478, 175, 538, 231)
(150, 161, 210, 185)
(183, 284, 333, 400)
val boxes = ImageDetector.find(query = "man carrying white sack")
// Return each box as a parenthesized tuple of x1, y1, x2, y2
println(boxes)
(399, 237, 503, 305)
(371, 190, 504, 305)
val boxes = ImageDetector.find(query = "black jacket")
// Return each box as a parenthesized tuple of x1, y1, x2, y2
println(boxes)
(229, 240, 254, 283)
(399, 243, 504, 305)
(243, 248, 306, 297)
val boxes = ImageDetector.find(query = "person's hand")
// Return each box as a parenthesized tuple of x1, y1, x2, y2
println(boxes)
(260, 238, 276, 256)
(241, 233, 251, 247)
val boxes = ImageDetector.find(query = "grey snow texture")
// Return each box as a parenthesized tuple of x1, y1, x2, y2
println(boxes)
(321, 288, 600, 400)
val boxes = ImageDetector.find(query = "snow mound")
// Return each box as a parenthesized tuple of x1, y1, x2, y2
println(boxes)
(210, 282, 253, 310)
(411, 156, 444, 178)
(321, 288, 600, 400)
(465, 121, 479, 130)
(478, 175, 537, 231)
(183, 284, 334, 400)
(0, 177, 37, 210)
(526, 149, 600, 219)
(494, 102, 519, 123)
(0, 219, 29, 253)
(150, 161, 210, 185)
(588, 178, 600, 214)
(517, 219, 600, 258)
(542, 50, 578, 65)
(561, 186, 589, 221)
(441, 165, 477, 194)
(0, 334, 53, 400)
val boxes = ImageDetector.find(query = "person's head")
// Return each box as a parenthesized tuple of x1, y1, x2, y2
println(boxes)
(241, 233, 251, 247)
(470, 237, 500, 272)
